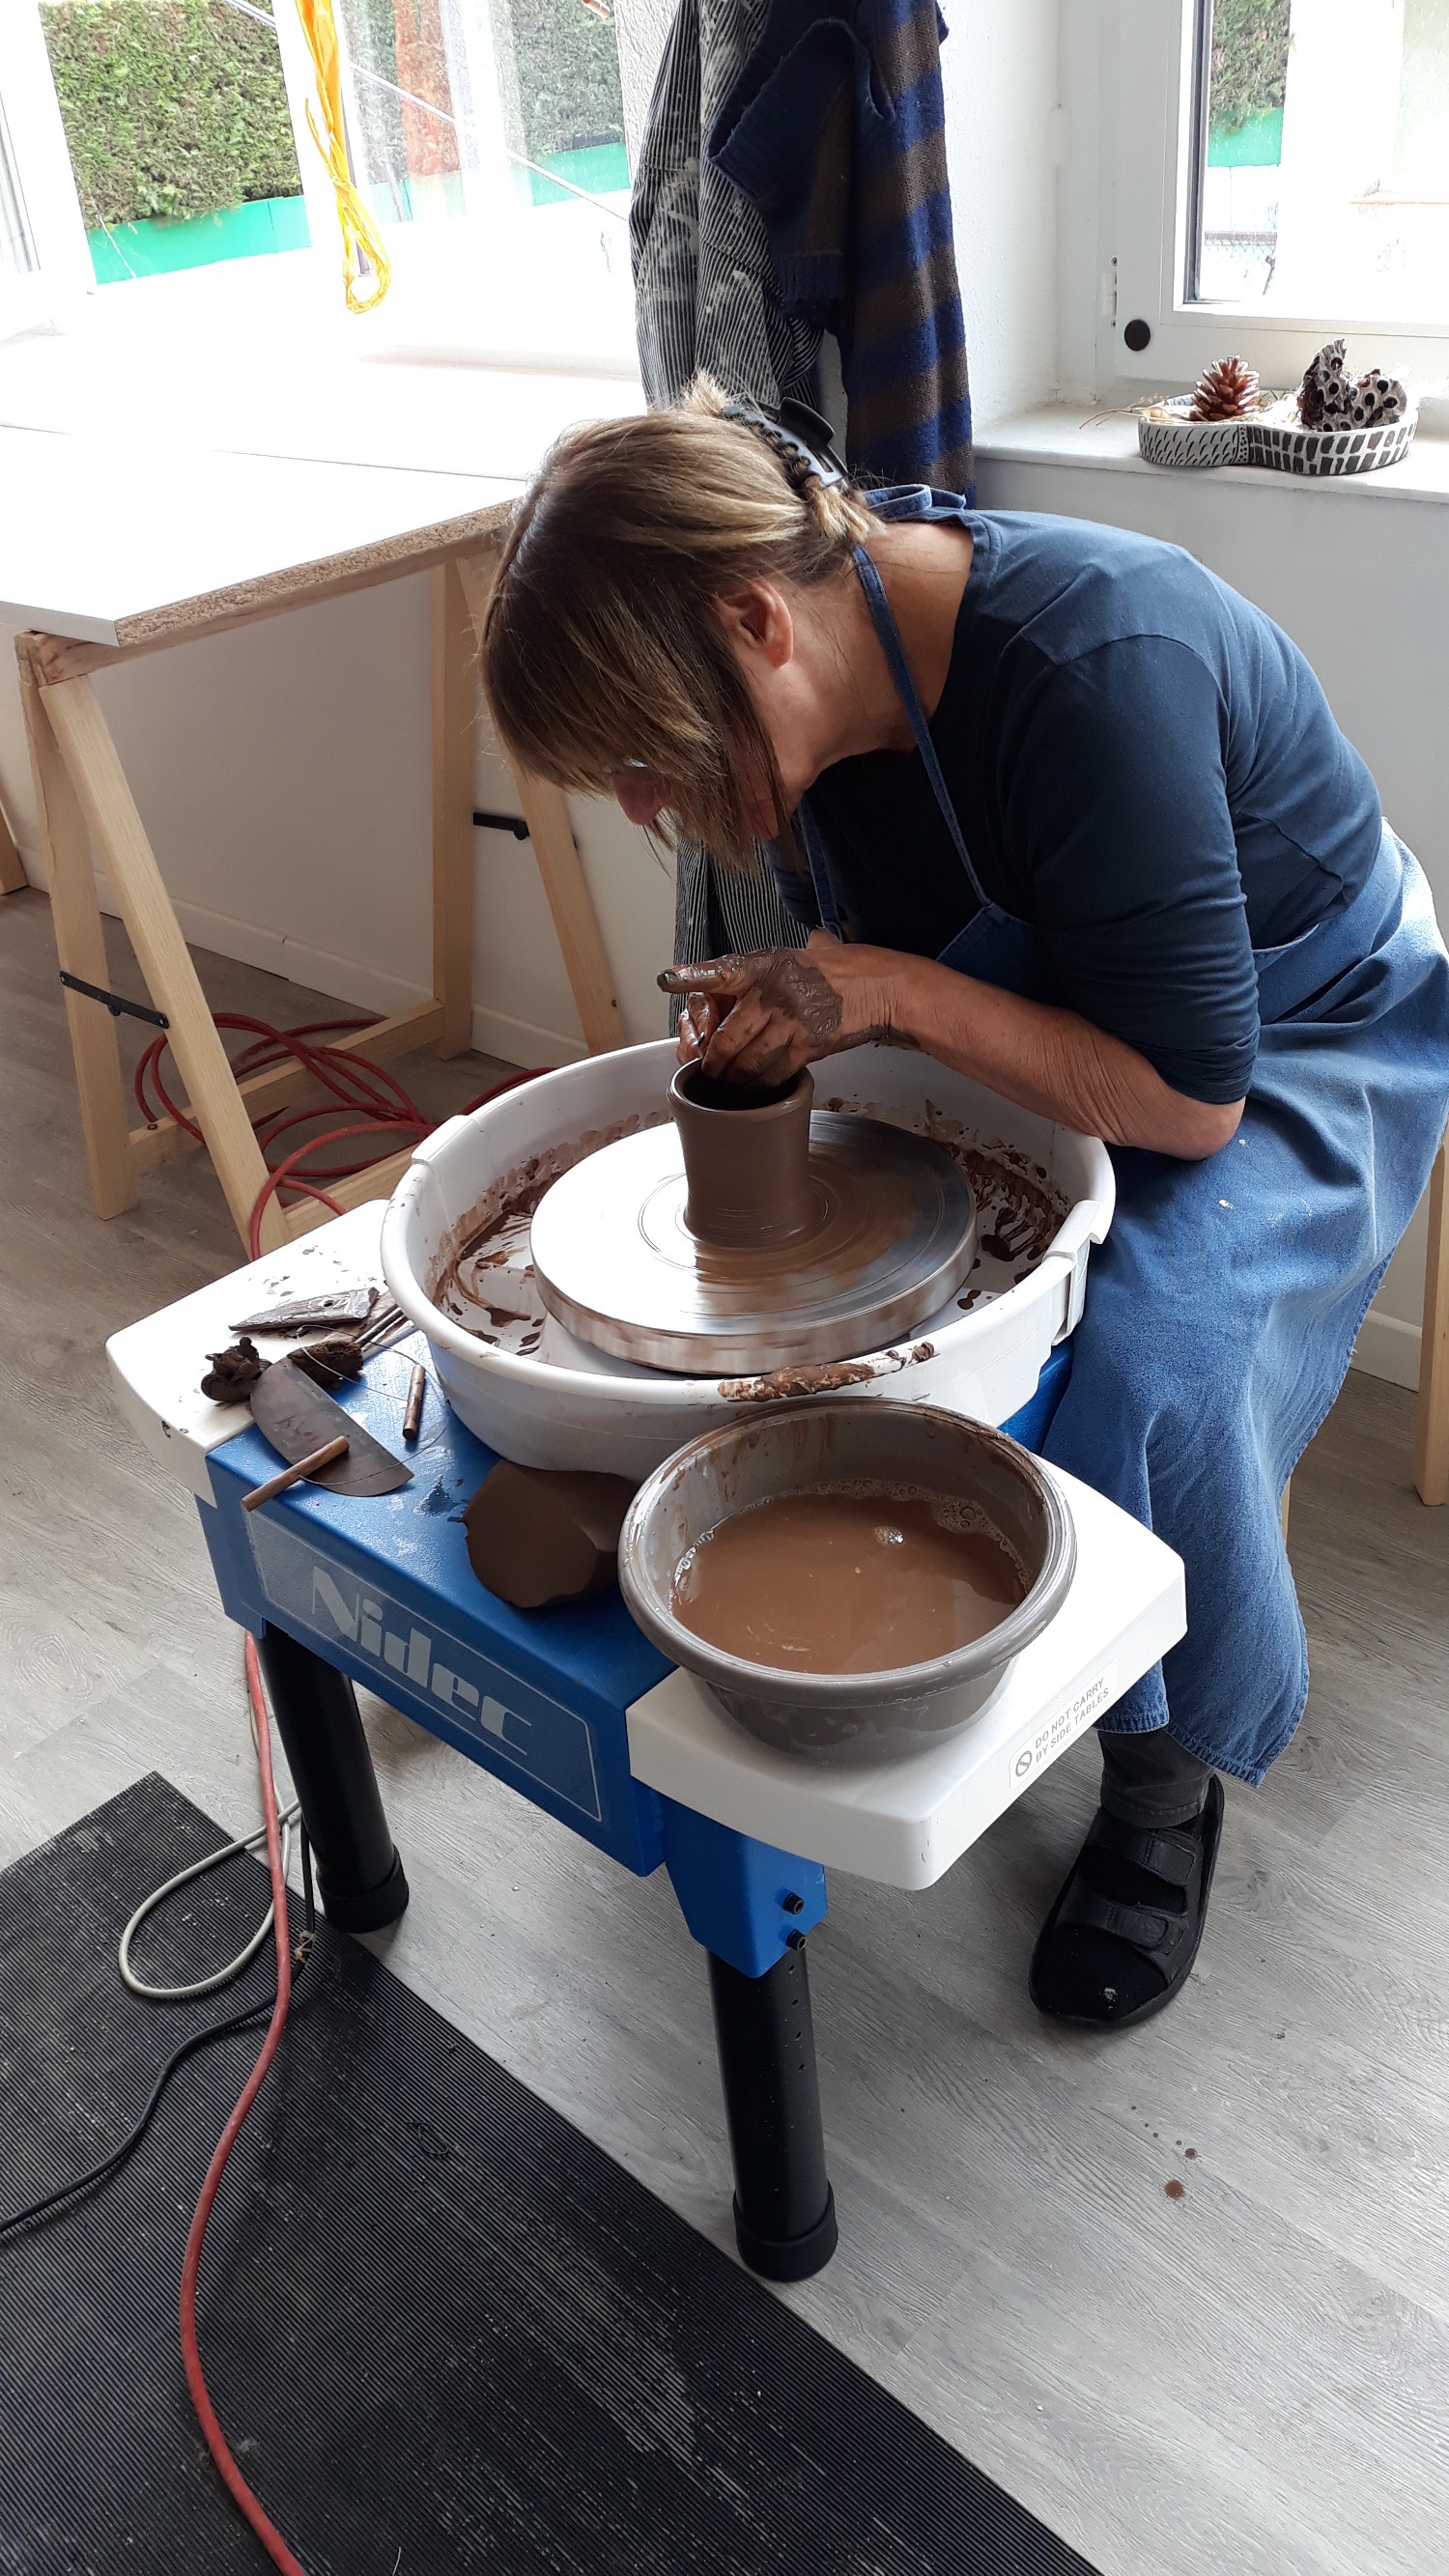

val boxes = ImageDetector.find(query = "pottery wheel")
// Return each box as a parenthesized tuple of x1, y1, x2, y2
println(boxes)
(529, 1115, 978, 1374)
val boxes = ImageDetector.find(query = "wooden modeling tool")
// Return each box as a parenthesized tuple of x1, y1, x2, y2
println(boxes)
(242, 1436, 350, 1512)
(403, 1362, 427, 1442)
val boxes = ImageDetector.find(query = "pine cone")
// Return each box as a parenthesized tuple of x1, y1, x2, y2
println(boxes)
(1189, 355, 1261, 421)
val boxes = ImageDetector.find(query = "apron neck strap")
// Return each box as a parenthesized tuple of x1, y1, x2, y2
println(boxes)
(848, 545, 989, 912)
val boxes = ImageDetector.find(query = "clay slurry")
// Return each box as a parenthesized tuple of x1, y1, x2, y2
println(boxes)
(670, 1484, 1026, 1675)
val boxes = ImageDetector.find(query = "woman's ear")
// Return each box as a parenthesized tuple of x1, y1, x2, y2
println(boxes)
(716, 580, 795, 672)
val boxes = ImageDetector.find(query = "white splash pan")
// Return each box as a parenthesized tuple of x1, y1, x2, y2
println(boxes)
(381, 1040, 1115, 1477)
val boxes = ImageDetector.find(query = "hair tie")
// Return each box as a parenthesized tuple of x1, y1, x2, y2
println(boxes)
(721, 401, 847, 494)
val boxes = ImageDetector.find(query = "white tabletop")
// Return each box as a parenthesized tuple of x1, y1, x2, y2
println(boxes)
(0, 426, 520, 646)
(0, 368, 641, 645)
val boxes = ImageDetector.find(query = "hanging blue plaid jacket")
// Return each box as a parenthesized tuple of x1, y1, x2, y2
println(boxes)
(706, 0, 974, 495)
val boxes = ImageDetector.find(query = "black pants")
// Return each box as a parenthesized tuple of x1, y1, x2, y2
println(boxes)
(1099, 1727, 1213, 1829)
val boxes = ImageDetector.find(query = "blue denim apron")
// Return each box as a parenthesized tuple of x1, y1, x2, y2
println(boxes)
(798, 487, 1449, 1784)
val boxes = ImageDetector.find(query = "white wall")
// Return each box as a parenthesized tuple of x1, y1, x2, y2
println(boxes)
(943, 0, 1064, 427)
(0, 576, 675, 1063)
(965, 0, 1446, 1383)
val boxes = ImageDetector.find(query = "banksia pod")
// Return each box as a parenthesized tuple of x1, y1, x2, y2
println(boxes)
(1189, 355, 1261, 421)
(1299, 338, 1350, 427)
(1346, 370, 1407, 428)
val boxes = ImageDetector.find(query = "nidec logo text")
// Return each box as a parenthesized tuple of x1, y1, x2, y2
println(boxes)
(310, 1559, 514, 1740)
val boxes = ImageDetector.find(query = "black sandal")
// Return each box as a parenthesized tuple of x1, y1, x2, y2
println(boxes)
(1029, 1774, 1224, 2028)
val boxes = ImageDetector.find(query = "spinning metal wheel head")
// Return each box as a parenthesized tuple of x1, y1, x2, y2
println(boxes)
(529, 1113, 977, 1375)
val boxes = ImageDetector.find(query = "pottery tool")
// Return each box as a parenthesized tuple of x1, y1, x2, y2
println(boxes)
(249, 1357, 412, 1497)
(230, 1286, 380, 1334)
(242, 1434, 351, 1512)
(529, 1113, 977, 1373)
(403, 1362, 427, 1442)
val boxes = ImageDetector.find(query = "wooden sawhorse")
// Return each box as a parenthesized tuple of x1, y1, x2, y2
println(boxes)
(14, 515, 620, 1260)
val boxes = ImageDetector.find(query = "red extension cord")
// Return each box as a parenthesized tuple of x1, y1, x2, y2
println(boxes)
(172, 1028, 546, 2570)
(131, 1010, 546, 1259)
(180, 1637, 308, 2574)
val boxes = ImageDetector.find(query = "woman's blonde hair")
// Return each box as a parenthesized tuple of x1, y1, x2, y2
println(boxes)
(480, 377, 874, 866)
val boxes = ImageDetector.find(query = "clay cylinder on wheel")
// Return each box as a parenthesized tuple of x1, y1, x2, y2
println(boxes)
(669, 1064, 814, 1247)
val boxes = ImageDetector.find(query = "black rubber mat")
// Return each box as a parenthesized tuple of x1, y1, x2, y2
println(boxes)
(0, 1776, 1098, 2576)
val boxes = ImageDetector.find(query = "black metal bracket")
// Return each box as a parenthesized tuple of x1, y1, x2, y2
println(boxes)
(472, 809, 529, 841)
(59, 971, 168, 1030)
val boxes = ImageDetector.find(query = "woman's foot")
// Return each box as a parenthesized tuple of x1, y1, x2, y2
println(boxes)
(1029, 1775, 1224, 2027)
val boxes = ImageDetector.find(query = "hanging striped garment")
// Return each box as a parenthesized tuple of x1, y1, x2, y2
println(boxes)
(631, 0, 823, 971)
(708, 0, 974, 495)
(631, 0, 823, 418)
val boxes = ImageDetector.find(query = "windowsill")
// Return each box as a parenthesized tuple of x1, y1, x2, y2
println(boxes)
(975, 404, 1449, 508)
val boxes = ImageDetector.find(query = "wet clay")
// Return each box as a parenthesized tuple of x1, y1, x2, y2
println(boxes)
(201, 1336, 264, 1403)
(824, 1095, 1068, 1269)
(670, 1483, 1026, 1674)
(658, 948, 845, 1090)
(670, 1062, 814, 1247)
(290, 1332, 364, 1386)
(717, 1341, 935, 1405)
(464, 1460, 637, 1609)
(430, 1108, 668, 1350)
(434, 1088, 1066, 1367)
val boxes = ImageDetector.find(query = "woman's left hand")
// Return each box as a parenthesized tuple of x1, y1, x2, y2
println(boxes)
(658, 929, 909, 1089)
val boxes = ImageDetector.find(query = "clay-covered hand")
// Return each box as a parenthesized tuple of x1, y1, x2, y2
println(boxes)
(658, 930, 909, 1089)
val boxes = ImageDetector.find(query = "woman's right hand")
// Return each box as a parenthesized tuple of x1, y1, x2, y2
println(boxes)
(659, 934, 906, 1089)
(672, 985, 724, 1061)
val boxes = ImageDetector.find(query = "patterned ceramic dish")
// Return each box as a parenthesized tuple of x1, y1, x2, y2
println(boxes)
(1138, 393, 1418, 477)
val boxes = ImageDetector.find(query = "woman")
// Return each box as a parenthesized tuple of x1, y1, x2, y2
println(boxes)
(482, 383, 1449, 2030)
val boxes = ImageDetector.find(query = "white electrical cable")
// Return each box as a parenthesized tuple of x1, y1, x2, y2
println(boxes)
(118, 1810, 300, 2003)
(119, 1653, 302, 2003)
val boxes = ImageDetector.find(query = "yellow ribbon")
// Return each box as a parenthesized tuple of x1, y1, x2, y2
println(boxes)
(294, 0, 392, 314)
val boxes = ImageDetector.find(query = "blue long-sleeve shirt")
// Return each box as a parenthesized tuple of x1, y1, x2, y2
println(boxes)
(797, 514, 1383, 1105)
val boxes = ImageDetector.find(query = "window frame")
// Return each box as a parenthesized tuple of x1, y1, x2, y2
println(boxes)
(1113, 0, 1449, 390)
(0, 0, 94, 335)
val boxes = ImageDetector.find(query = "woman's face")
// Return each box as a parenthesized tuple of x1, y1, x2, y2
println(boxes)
(610, 579, 819, 843)
(611, 743, 781, 841)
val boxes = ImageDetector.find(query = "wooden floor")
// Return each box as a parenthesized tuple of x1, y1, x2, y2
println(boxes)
(4, 884, 1448, 2576)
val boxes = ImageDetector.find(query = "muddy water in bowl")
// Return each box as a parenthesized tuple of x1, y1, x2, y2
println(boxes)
(670, 1484, 1027, 1674)
(619, 1400, 1076, 1761)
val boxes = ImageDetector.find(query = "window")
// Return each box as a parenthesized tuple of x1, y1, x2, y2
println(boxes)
(0, 0, 93, 332)
(1, 102, 36, 276)
(326, 0, 635, 361)
(2, 0, 636, 367)
(1115, 0, 1449, 385)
